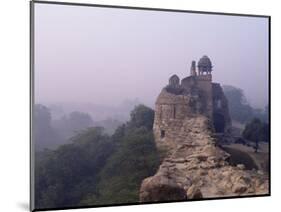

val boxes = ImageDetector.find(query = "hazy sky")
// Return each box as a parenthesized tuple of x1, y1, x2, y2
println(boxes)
(34, 3, 269, 109)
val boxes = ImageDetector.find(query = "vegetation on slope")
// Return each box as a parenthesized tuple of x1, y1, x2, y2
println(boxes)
(35, 105, 160, 209)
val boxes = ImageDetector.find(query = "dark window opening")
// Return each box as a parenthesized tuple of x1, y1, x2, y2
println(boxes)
(161, 130, 165, 138)
(173, 105, 176, 119)
(213, 113, 225, 133)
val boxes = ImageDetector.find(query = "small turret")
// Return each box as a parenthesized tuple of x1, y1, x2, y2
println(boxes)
(169, 74, 180, 87)
(166, 74, 183, 95)
(190, 60, 197, 76)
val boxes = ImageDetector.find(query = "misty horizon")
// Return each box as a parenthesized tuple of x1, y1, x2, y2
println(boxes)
(34, 3, 269, 109)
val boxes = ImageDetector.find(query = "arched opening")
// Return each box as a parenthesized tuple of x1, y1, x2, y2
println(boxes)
(213, 113, 225, 133)
(161, 130, 165, 138)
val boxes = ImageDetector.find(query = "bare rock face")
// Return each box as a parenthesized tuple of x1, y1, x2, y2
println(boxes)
(139, 175, 187, 202)
(186, 185, 203, 199)
(140, 115, 268, 202)
(140, 89, 268, 202)
(139, 60, 268, 202)
(139, 114, 268, 202)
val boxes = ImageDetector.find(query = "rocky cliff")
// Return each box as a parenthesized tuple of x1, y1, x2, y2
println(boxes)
(139, 65, 269, 202)
(139, 114, 268, 202)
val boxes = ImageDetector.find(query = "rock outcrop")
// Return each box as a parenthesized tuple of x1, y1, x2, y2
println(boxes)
(140, 115, 268, 202)
(139, 56, 268, 202)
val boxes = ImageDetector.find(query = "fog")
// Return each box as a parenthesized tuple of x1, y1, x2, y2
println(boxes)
(34, 3, 269, 110)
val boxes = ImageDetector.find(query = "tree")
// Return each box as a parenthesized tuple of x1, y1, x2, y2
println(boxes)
(129, 104, 154, 130)
(222, 85, 254, 123)
(80, 105, 159, 205)
(242, 118, 269, 152)
(252, 105, 269, 123)
(35, 127, 114, 208)
(34, 104, 61, 150)
(35, 104, 160, 208)
(68, 111, 94, 131)
(52, 111, 94, 142)
(83, 127, 160, 205)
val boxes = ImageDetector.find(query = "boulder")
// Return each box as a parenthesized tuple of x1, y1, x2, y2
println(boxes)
(232, 182, 248, 193)
(186, 185, 203, 199)
(139, 175, 187, 202)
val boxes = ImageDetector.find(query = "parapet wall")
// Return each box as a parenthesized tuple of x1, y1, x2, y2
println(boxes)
(153, 74, 232, 151)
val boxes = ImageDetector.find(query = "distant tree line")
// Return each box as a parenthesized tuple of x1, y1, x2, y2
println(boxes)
(34, 105, 160, 209)
(222, 85, 269, 124)
(34, 105, 61, 150)
(223, 85, 269, 146)
(34, 104, 123, 150)
(52, 110, 94, 143)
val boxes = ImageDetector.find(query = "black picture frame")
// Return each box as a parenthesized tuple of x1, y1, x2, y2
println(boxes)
(30, 1, 271, 211)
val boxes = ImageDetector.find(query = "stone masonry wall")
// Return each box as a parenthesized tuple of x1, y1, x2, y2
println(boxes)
(140, 115, 268, 202)
(140, 78, 268, 202)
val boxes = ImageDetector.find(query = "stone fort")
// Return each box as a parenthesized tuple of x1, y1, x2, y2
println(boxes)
(140, 56, 268, 201)
(154, 55, 231, 151)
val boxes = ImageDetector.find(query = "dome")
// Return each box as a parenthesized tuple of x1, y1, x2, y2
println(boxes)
(198, 55, 212, 68)
(197, 55, 213, 73)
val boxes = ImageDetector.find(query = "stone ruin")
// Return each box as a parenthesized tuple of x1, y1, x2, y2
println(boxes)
(139, 56, 268, 202)
(154, 55, 231, 152)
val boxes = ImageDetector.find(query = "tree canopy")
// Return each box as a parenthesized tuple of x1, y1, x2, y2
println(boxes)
(242, 118, 269, 142)
(35, 104, 160, 209)
(34, 104, 61, 150)
(222, 85, 253, 123)
(52, 111, 94, 142)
